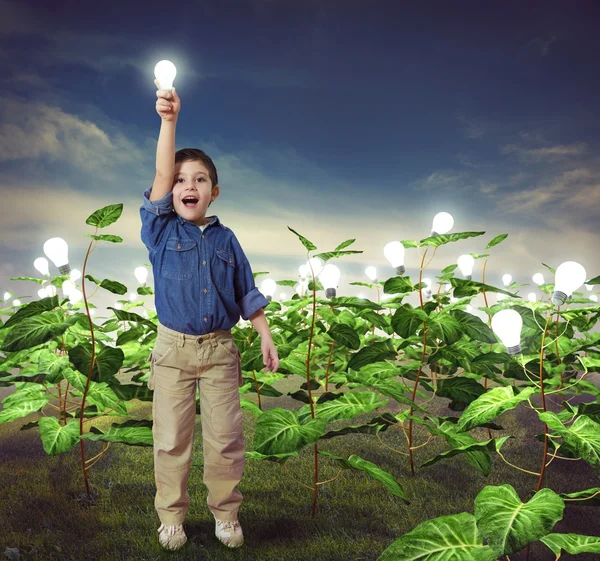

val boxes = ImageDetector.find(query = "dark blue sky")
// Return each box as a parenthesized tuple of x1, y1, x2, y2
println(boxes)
(0, 0, 598, 313)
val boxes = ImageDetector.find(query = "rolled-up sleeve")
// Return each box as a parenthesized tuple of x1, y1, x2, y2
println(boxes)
(230, 233, 269, 320)
(140, 186, 174, 252)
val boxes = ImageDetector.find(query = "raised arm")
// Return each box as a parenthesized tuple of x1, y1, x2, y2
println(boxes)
(150, 79, 181, 202)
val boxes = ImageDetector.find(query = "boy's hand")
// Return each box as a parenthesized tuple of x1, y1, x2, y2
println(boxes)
(154, 78, 180, 122)
(261, 338, 279, 373)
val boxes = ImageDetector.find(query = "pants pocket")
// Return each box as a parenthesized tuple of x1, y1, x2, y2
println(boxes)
(148, 352, 155, 390)
(210, 392, 243, 435)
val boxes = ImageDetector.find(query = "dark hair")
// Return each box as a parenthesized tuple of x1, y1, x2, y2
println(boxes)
(174, 148, 218, 187)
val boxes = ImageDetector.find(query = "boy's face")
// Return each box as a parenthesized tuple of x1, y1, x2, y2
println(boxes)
(172, 160, 220, 226)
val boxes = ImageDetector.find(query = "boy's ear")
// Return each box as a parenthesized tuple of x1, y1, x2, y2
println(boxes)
(211, 185, 220, 200)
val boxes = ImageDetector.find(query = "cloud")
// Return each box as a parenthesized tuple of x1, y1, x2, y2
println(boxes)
(501, 142, 587, 163)
(455, 113, 486, 139)
(0, 96, 147, 177)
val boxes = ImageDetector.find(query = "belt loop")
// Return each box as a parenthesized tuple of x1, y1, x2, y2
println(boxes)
(179, 332, 185, 348)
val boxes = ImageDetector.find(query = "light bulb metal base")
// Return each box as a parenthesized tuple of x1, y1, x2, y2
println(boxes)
(551, 291, 567, 306)
(464, 274, 472, 281)
(266, 295, 272, 302)
(395, 265, 405, 275)
(325, 288, 336, 299)
(430, 230, 438, 237)
(506, 344, 521, 356)
(58, 264, 71, 275)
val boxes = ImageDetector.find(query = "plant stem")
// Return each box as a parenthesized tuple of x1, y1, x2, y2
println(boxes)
(481, 258, 494, 441)
(536, 315, 551, 493)
(408, 247, 428, 476)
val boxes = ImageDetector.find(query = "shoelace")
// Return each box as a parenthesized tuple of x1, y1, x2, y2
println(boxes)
(159, 523, 184, 536)
(217, 519, 240, 531)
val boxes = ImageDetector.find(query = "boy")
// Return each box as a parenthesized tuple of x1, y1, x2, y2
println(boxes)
(139, 79, 279, 551)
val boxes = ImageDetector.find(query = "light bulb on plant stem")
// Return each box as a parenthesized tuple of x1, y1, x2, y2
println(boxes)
(365, 266, 377, 281)
(532, 273, 545, 286)
(34, 258, 50, 277)
(383, 241, 405, 275)
(585, 284, 593, 292)
(502, 274, 512, 287)
(70, 269, 81, 283)
(298, 264, 309, 279)
(319, 264, 341, 298)
(528, 292, 537, 302)
(430, 212, 454, 236)
(134, 266, 149, 286)
(457, 254, 475, 280)
(552, 261, 587, 306)
(491, 309, 523, 355)
(43, 237, 71, 275)
(62, 280, 75, 297)
(154, 60, 177, 91)
(591, 294, 598, 302)
(261, 278, 277, 301)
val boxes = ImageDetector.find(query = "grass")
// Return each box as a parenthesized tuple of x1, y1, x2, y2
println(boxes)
(1, 375, 599, 561)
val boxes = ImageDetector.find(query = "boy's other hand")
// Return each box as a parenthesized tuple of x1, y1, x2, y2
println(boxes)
(154, 78, 180, 122)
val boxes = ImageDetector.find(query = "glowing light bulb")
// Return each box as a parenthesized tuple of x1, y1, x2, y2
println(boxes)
(528, 292, 537, 302)
(61, 280, 75, 297)
(154, 60, 177, 91)
(70, 269, 81, 283)
(502, 274, 512, 287)
(69, 289, 82, 305)
(306, 257, 324, 277)
(457, 254, 475, 279)
(12, 299, 22, 307)
(383, 241, 406, 275)
(299, 264, 310, 278)
(37, 288, 46, 299)
(279, 292, 287, 302)
(532, 273, 545, 286)
(3, 291, 11, 301)
(585, 284, 593, 292)
(450, 296, 458, 304)
(43, 237, 71, 275)
(431, 212, 454, 236)
(115, 303, 123, 310)
(134, 266, 149, 285)
(491, 309, 523, 355)
(552, 261, 587, 306)
(319, 264, 341, 298)
(365, 266, 377, 281)
(358, 292, 366, 299)
(261, 278, 277, 301)
(591, 295, 598, 302)
(34, 257, 50, 276)
(129, 292, 137, 302)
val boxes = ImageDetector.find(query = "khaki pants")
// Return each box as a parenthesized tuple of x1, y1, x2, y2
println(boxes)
(148, 320, 245, 526)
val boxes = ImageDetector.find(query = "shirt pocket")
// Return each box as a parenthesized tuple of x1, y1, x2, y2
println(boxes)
(212, 247, 236, 295)
(161, 237, 198, 280)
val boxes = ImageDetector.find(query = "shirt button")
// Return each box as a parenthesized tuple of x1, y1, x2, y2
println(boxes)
(202, 260, 206, 265)
(177, 244, 181, 249)
(204, 317, 208, 322)
(201, 234, 204, 239)
(203, 288, 208, 293)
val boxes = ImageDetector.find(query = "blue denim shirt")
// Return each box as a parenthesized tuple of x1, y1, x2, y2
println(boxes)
(140, 185, 269, 335)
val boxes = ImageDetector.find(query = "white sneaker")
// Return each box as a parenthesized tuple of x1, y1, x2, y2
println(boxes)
(215, 518, 244, 548)
(157, 522, 187, 551)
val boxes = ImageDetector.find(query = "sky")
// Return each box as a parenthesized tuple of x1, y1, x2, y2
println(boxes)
(0, 0, 599, 320)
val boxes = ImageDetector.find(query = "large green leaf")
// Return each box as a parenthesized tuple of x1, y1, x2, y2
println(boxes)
(68, 342, 125, 383)
(347, 340, 397, 371)
(1, 295, 61, 329)
(450, 309, 496, 343)
(86, 203, 123, 228)
(456, 386, 537, 432)
(297, 390, 388, 424)
(449, 278, 518, 298)
(1, 310, 79, 353)
(287, 226, 317, 251)
(80, 419, 153, 446)
(419, 231, 485, 248)
(38, 417, 82, 455)
(252, 408, 326, 455)
(540, 533, 600, 556)
(427, 314, 463, 345)
(486, 234, 508, 249)
(391, 305, 428, 338)
(0, 385, 50, 425)
(436, 377, 486, 408)
(318, 450, 408, 502)
(474, 484, 564, 556)
(328, 322, 361, 350)
(558, 487, 600, 506)
(383, 276, 418, 294)
(377, 512, 497, 561)
(538, 411, 600, 473)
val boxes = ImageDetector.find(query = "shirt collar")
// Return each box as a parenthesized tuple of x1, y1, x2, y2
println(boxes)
(176, 213, 220, 229)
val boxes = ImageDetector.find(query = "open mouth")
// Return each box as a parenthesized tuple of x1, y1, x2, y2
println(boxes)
(182, 197, 199, 208)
